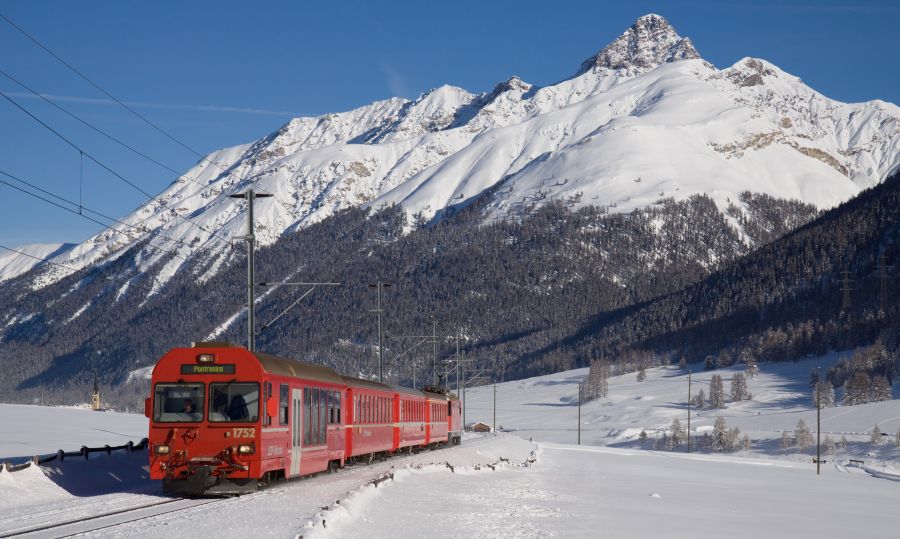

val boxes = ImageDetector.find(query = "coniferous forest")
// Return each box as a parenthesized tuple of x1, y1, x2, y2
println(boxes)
(0, 172, 897, 408)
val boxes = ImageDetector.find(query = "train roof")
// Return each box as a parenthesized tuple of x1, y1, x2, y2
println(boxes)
(190, 342, 454, 398)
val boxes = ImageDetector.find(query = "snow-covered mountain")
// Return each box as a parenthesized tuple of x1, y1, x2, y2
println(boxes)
(20, 14, 900, 291)
(0, 243, 72, 283)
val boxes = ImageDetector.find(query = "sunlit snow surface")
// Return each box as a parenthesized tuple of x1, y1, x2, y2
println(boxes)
(1, 355, 899, 538)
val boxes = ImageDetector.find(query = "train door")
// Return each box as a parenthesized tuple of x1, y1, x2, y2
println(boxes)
(290, 388, 302, 476)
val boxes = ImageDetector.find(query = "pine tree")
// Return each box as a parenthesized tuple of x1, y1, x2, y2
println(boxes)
(870, 376, 892, 402)
(838, 435, 848, 450)
(670, 418, 685, 448)
(871, 424, 882, 445)
(704, 355, 716, 371)
(780, 430, 793, 449)
(812, 380, 836, 408)
(655, 433, 667, 450)
(823, 435, 835, 456)
(730, 373, 748, 402)
(713, 417, 729, 451)
(745, 355, 759, 379)
(895, 429, 900, 449)
(727, 427, 741, 452)
(795, 419, 814, 451)
(742, 433, 751, 451)
(709, 375, 725, 408)
(636, 363, 647, 382)
(844, 372, 871, 405)
(678, 355, 687, 370)
(692, 388, 706, 409)
(639, 429, 648, 447)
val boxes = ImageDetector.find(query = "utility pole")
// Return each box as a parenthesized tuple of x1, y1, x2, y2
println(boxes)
(368, 281, 392, 382)
(578, 381, 583, 445)
(877, 254, 891, 317)
(493, 381, 497, 435)
(432, 317, 438, 386)
(817, 365, 821, 476)
(841, 269, 853, 315)
(687, 370, 692, 453)
(229, 189, 272, 352)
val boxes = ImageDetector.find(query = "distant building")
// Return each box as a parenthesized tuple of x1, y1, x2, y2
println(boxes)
(91, 376, 102, 411)
(467, 421, 492, 433)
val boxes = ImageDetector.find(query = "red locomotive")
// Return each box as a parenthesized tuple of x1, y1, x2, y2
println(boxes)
(144, 341, 462, 495)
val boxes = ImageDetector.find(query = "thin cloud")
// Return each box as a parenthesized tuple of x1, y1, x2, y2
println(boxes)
(379, 62, 409, 99)
(4, 91, 301, 116)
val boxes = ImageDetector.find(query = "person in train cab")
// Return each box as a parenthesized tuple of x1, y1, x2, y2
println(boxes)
(181, 398, 194, 414)
(228, 394, 248, 421)
(212, 393, 229, 420)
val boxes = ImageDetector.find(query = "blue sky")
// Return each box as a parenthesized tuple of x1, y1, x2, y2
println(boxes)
(1, 0, 898, 246)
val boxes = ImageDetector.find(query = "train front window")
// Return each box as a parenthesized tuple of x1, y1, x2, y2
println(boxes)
(209, 383, 260, 422)
(153, 383, 204, 423)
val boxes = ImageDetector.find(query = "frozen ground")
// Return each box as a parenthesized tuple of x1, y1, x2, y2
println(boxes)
(1, 353, 898, 537)
(318, 442, 900, 539)
(0, 404, 147, 462)
(464, 353, 900, 465)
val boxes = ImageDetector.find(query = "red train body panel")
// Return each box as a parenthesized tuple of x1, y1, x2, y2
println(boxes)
(146, 342, 462, 495)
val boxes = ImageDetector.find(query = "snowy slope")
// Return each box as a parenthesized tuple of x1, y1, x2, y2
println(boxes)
(23, 14, 900, 293)
(0, 243, 72, 283)
(464, 353, 900, 463)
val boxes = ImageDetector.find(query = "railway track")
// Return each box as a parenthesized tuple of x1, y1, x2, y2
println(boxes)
(0, 497, 219, 539)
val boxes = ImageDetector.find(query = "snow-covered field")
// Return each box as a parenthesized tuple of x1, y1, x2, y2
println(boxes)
(1, 354, 898, 537)
(465, 353, 900, 464)
(0, 404, 147, 462)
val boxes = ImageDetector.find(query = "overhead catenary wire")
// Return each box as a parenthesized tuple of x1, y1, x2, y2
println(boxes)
(0, 66, 212, 187)
(0, 167, 193, 249)
(0, 243, 78, 273)
(0, 88, 229, 242)
(0, 11, 231, 173)
(0, 171, 188, 261)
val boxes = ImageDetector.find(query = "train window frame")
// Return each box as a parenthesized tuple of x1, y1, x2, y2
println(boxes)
(153, 382, 204, 423)
(208, 382, 260, 423)
(279, 384, 289, 425)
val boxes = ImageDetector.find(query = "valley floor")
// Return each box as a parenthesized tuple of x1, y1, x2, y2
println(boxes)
(317, 440, 900, 539)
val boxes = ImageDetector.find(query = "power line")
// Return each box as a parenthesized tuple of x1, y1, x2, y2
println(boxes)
(0, 11, 230, 172)
(0, 171, 188, 261)
(0, 67, 217, 191)
(0, 167, 192, 249)
(0, 87, 228, 242)
(0, 243, 78, 273)
(0, 67, 187, 179)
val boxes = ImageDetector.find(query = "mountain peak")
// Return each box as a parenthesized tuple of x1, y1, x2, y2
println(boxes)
(576, 14, 700, 76)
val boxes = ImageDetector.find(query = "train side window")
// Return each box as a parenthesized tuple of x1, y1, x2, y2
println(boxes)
(303, 387, 311, 445)
(335, 391, 341, 424)
(279, 384, 289, 425)
(312, 389, 320, 444)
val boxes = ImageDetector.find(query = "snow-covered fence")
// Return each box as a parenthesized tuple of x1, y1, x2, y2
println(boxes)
(2, 437, 148, 473)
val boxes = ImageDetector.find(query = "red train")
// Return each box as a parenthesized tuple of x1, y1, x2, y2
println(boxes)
(144, 341, 462, 495)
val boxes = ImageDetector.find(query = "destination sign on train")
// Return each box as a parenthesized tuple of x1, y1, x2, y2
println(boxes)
(180, 364, 236, 375)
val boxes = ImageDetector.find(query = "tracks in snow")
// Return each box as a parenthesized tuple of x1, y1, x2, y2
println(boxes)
(0, 497, 218, 538)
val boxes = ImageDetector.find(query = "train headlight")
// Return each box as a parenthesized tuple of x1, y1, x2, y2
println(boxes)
(237, 444, 255, 455)
(196, 353, 216, 363)
(154, 444, 170, 455)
